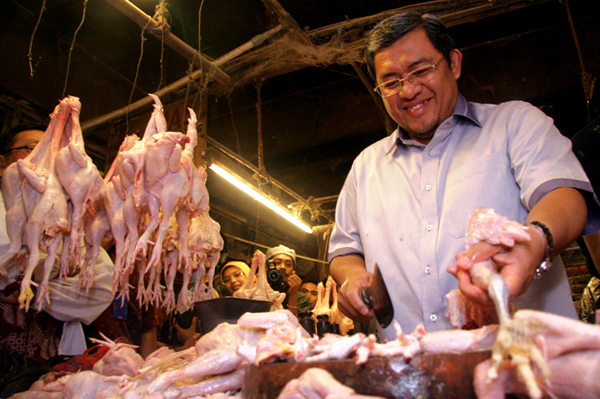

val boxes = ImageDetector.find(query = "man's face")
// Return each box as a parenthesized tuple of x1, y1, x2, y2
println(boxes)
(300, 282, 318, 310)
(0, 129, 44, 176)
(221, 266, 248, 295)
(270, 254, 294, 278)
(374, 28, 462, 145)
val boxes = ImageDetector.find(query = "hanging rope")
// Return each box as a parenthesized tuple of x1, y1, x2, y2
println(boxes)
(125, 20, 149, 135)
(62, 0, 88, 98)
(564, 0, 596, 116)
(153, 0, 171, 92)
(256, 80, 265, 175)
(28, 0, 47, 77)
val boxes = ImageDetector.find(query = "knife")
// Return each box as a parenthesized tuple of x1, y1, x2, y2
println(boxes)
(359, 263, 394, 328)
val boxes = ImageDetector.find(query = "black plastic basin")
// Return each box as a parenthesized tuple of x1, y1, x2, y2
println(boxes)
(193, 297, 272, 334)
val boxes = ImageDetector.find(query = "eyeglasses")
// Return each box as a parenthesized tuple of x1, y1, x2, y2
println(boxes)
(4, 143, 38, 155)
(222, 270, 245, 284)
(374, 57, 445, 98)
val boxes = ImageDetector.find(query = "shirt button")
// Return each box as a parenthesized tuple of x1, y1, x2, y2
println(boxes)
(425, 184, 432, 191)
(429, 150, 435, 156)
(425, 266, 431, 275)
(430, 314, 437, 322)
(426, 224, 432, 231)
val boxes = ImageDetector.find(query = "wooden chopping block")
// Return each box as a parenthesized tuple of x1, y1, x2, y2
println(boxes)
(243, 350, 491, 398)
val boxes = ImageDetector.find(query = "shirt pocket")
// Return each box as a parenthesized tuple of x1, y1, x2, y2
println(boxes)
(445, 152, 513, 240)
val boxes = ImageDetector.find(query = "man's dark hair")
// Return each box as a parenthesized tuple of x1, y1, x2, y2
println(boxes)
(0, 123, 47, 155)
(364, 12, 457, 81)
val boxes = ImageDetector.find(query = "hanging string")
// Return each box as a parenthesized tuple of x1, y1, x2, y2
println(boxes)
(187, 0, 206, 124)
(256, 80, 265, 176)
(564, 0, 596, 118)
(62, 0, 88, 98)
(153, 0, 171, 92)
(228, 94, 242, 154)
(28, 0, 47, 77)
(126, 20, 150, 135)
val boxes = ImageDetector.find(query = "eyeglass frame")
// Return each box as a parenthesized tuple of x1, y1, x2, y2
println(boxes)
(222, 269, 246, 284)
(3, 143, 38, 155)
(373, 56, 445, 98)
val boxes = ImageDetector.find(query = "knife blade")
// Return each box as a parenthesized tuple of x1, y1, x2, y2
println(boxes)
(359, 263, 394, 328)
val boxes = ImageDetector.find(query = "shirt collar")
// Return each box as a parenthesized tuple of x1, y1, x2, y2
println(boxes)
(385, 93, 481, 155)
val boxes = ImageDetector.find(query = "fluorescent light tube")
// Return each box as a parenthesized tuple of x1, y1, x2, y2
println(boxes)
(209, 163, 313, 234)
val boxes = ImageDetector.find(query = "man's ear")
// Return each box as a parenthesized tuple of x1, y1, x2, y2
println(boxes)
(450, 48, 463, 80)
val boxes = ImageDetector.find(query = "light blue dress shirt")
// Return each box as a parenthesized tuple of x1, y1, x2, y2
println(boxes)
(329, 94, 596, 340)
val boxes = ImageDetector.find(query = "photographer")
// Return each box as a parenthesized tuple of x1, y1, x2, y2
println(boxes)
(266, 245, 311, 317)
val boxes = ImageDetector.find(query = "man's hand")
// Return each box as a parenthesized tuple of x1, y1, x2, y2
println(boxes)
(175, 316, 200, 350)
(287, 271, 302, 295)
(448, 236, 542, 306)
(330, 254, 375, 323)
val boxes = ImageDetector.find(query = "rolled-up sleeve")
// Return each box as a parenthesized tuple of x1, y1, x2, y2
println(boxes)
(328, 162, 364, 262)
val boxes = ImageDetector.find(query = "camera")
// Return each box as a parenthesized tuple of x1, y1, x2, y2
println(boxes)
(266, 262, 289, 293)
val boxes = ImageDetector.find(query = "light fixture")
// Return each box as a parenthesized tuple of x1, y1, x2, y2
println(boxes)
(209, 162, 313, 234)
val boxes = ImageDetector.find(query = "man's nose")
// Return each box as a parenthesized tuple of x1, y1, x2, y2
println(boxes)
(397, 78, 422, 98)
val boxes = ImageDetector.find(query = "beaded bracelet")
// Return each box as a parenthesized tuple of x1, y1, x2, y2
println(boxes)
(527, 221, 554, 279)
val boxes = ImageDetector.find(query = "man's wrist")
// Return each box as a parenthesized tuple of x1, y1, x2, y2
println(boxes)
(527, 221, 554, 279)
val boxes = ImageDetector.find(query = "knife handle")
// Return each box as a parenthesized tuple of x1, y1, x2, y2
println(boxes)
(359, 287, 373, 309)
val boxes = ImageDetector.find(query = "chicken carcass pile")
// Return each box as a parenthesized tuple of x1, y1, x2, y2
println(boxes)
(104, 94, 223, 311)
(12, 308, 426, 398)
(0, 95, 223, 312)
(0, 96, 106, 310)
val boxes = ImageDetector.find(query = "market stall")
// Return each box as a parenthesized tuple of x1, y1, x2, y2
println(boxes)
(1, 0, 599, 398)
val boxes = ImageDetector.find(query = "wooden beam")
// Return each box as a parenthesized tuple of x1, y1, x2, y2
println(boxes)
(101, 0, 229, 86)
(221, 0, 553, 90)
(260, 0, 312, 46)
(82, 25, 283, 133)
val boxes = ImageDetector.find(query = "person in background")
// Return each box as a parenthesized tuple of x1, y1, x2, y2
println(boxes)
(220, 260, 252, 296)
(266, 245, 311, 316)
(328, 12, 598, 341)
(0, 123, 114, 392)
(300, 281, 319, 310)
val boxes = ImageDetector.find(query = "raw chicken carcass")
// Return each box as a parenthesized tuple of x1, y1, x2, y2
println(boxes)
(473, 309, 600, 399)
(234, 250, 285, 310)
(55, 96, 106, 272)
(17, 99, 72, 309)
(278, 368, 386, 399)
(90, 333, 144, 377)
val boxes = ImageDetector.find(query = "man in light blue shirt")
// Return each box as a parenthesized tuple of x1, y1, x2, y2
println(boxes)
(328, 11, 598, 340)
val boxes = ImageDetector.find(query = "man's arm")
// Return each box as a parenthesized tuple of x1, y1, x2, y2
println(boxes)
(329, 253, 374, 323)
(286, 272, 302, 316)
(452, 187, 587, 305)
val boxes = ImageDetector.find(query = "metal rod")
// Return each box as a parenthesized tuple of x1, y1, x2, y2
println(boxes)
(81, 24, 283, 133)
(102, 0, 229, 85)
(222, 233, 328, 264)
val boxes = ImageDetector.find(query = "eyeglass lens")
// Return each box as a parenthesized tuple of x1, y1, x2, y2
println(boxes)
(223, 270, 244, 283)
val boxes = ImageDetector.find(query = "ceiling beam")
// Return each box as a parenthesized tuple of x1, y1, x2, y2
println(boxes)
(101, 0, 230, 86)
(221, 0, 553, 90)
(81, 25, 283, 133)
